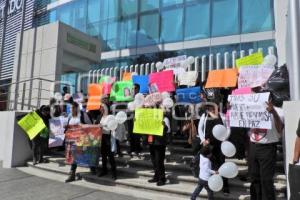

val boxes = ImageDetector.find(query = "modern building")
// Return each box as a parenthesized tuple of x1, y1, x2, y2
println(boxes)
(0, 0, 289, 108)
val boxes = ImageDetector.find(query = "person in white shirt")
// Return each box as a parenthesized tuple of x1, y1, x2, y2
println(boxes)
(191, 145, 217, 200)
(248, 99, 284, 200)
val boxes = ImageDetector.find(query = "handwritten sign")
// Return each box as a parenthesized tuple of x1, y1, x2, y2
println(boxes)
(18, 112, 46, 140)
(144, 92, 163, 107)
(236, 52, 264, 69)
(205, 69, 238, 88)
(122, 72, 132, 81)
(238, 65, 274, 88)
(178, 71, 198, 86)
(163, 55, 186, 67)
(110, 81, 134, 102)
(176, 87, 201, 103)
(87, 84, 102, 111)
(133, 108, 164, 136)
(149, 70, 175, 92)
(232, 87, 252, 95)
(132, 75, 149, 94)
(228, 92, 271, 129)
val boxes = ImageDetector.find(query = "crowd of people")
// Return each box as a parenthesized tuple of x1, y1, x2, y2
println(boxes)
(28, 82, 285, 200)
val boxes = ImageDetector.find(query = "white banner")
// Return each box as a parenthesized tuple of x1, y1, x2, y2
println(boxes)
(238, 65, 274, 88)
(178, 71, 198, 86)
(49, 117, 67, 148)
(228, 92, 272, 129)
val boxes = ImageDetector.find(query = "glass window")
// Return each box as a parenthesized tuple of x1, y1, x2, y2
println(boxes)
(100, 0, 119, 20)
(161, 8, 183, 42)
(138, 13, 159, 46)
(87, 0, 100, 23)
(73, 0, 87, 32)
(120, 18, 137, 48)
(184, 1, 210, 40)
(140, 0, 159, 12)
(121, 0, 137, 16)
(49, 10, 57, 23)
(212, 0, 239, 37)
(58, 4, 72, 25)
(106, 20, 119, 50)
(242, 0, 273, 33)
(162, 0, 183, 7)
(87, 23, 100, 38)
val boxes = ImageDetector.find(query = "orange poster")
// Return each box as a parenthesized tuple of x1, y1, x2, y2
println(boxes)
(205, 69, 238, 88)
(87, 84, 102, 111)
(122, 72, 132, 81)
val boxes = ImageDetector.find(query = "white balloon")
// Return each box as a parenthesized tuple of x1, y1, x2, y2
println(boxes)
(219, 162, 239, 179)
(208, 174, 223, 192)
(102, 115, 115, 126)
(115, 111, 127, 124)
(187, 56, 195, 65)
(162, 97, 174, 108)
(212, 125, 228, 141)
(128, 102, 136, 111)
(54, 92, 62, 101)
(134, 99, 143, 108)
(135, 93, 145, 102)
(156, 62, 164, 71)
(182, 59, 190, 69)
(107, 119, 118, 131)
(161, 92, 170, 100)
(221, 141, 236, 157)
(263, 55, 277, 66)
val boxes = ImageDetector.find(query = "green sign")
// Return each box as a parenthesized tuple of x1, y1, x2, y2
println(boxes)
(67, 33, 96, 53)
(110, 81, 134, 102)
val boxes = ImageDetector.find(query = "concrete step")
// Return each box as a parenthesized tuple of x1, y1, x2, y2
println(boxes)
(26, 161, 286, 200)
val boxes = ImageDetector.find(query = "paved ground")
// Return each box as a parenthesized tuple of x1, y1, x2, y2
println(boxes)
(0, 168, 144, 200)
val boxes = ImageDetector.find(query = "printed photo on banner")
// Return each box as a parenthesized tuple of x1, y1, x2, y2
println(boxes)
(228, 92, 272, 129)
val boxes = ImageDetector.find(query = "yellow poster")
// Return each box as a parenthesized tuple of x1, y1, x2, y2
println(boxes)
(235, 52, 264, 69)
(133, 108, 164, 136)
(18, 112, 46, 140)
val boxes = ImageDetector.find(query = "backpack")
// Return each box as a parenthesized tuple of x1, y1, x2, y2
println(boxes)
(190, 151, 201, 178)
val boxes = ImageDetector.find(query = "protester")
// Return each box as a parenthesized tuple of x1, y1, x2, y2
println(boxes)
(65, 102, 95, 183)
(127, 83, 142, 157)
(293, 118, 300, 164)
(191, 145, 217, 200)
(148, 109, 171, 186)
(32, 105, 51, 165)
(248, 97, 284, 200)
(98, 95, 117, 180)
(198, 104, 230, 195)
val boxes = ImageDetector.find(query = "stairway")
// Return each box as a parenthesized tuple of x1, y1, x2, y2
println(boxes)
(25, 137, 287, 200)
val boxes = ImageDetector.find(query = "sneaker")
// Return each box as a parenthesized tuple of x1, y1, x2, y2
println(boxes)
(156, 181, 165, 186)
(148, 178, 158, 183)
(97, 171, 108, 177)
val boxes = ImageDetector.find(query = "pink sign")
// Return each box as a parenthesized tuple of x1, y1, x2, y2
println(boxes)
(102, 83, 112, 95)
(149, 70, 175, 92)
(232, 87, 252, 95)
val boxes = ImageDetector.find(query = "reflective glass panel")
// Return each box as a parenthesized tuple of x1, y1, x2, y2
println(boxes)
(121, 0, 137, 16)
(87, 0, 101, 23)
(140, 0, 159, 12)
(161, 8, 183, 42)
(138, 13, 159, 46)
(162, 0, 183, 7)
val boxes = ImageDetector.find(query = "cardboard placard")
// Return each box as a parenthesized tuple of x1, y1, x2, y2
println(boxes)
(238, 65, 274, 88)
(17, 112, 46, 140)
(49, 117, 68, 148)
(87, 84, 102, 111)
(132, 75, 149, 94)
(149, 70, 175, 92)
(236, 52, 264, 69)
(133, 108, 164, 136)
(110, 81, 134, 102)
(178, 71, 198, 86)
(232, 87, 252, 95)
(205, 69, 238, 88)
(122, 72, 132, 81)
(228, 92, 271, 129)
(176, 87, 201, 103)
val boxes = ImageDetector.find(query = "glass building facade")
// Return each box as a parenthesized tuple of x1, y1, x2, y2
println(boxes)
(34, 0, 275, 73)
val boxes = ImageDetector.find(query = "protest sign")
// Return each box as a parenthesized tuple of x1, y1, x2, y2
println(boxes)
(87, 84, 102, 111)
(232, 87, 252, 95)
(18, 111, 46, 140)
(228, 92, 271, 129)
(176, 87, 201, 103)
(73, 146, 100, 167)
(99, 76, 115, 84)
(235, 52, 264, 69)
(149, 70, 175, 92)
(144, 92, 163, 106)
(178, 71, 198, 86)
(110, 81, 134, 102)
(163, 55, 186, 67)
(49, 117, 67, 148)
(205, 69, 238, 88)
(122, 72, 132, 81)
(132, 75, 149, 94)
(65, 125, 102, 165)
(133, 108, 164, 136)
(238, 65, 274, 88)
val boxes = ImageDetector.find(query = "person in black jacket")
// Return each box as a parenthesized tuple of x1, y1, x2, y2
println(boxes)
(148, 111, 171, 186)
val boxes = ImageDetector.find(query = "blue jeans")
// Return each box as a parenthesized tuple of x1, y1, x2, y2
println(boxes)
(191, 178, 213, 200)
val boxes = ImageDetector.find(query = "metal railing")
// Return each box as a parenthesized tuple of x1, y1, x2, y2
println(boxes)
(88, 46, 275, 84)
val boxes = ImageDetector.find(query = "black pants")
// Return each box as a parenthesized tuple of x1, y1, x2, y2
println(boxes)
(129, 132, 141, 154)
(32, 136, 44, 162)
(101, 134, 116, 174)
(191, 178, 213, 200)
(149, 145, 166, 181)
(249, 142, 277, 200)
